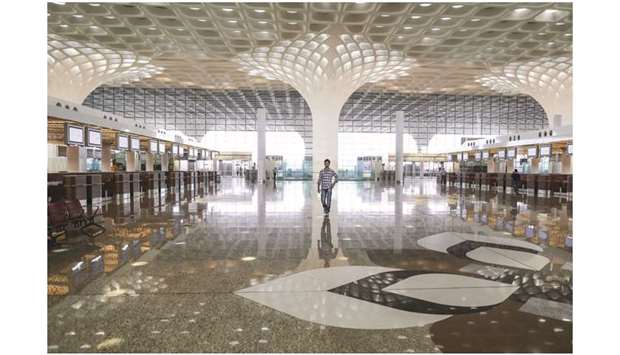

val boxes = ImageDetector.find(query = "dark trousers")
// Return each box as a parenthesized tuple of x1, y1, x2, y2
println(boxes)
(320, 188, 332, 213)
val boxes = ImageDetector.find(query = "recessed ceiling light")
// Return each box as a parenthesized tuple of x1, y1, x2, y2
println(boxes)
(420, 3, 431, 7)
(60, 24, 68, 28)
(198, 19, 207, 22)
(471, 18, 480, 22)
(548, 42, 555, 45)
(190, 7, 200, 11)
(241, 256, 256, 261)
(376, 25, 384, 28)
(452, 5, 464, 8)
(73, 14, 83, 18)
(431, 27, 440, 31)
(404, 26, 412, 30)
(89, 25, 98, 29)
(89, 3, 100, 6)
(459, 28, 468, 32)
(222, 8, 233, 12)
(258, 21, 267, 24)
(411, 15, 421, 19)
(398, 36, 404, 39)
(148, 27, 157, 30)
(289, 22, 297, 25)
(228, 20, 237, 23)
(556, 22, 565, 25)
(254, 9, 265, 13)
(564, 33, 572, 36)
(105, 16, 115, 19)
(441, 17, 452, 21)
(177, 28, 185, 31)
(287, 10, 297, 14)
(380, 14, 390, 17)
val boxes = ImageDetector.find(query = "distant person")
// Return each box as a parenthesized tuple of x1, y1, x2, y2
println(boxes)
(318, 217, 338, 268)
(317, 159, 338, 216)
(273, 167, 277, 182)
(511, 169, 521, 194)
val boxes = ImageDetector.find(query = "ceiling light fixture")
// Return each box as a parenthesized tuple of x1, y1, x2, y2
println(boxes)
(287, 10, 297, 14)
(73, 14, 83, 18)
(411, 15, 421, 19)
(471, 18, 480, 22)
(60, 24, 68, 28)
(105, 16, 115, 19)
(431, 27, 440, 31)
(228, 20, 237, 23)
(254, 9, 265, 13)
(89, 3, 100, 6)
(420, 3, 431, 7)
(404, 26, 412, 30)
(452, 5, 464, 8)
(556, 22, 565, 25)
(190, 7, 200, 11)
(222, 8, 233, 12)
(441, 17, 452, 20)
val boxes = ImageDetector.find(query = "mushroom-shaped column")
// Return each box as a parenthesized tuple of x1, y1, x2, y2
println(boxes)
(47, 34, 162, 104)
(478, 56, 572, 128)
(234, 27, 415, 177)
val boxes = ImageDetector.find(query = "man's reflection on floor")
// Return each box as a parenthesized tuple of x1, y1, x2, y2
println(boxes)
(318, 216, 338, 268)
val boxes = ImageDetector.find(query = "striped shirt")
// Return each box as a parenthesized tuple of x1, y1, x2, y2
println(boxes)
(318, 168, 338, 190)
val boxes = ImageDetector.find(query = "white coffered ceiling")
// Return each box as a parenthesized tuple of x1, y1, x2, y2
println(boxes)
(47, 2, 572, 95)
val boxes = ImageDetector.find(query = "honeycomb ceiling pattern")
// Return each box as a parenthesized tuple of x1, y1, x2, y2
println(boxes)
(47, 33, 164, 103)
(47, 2, 573, 95)
(478, 56, 572, 124)
(234, 28, 415, 103)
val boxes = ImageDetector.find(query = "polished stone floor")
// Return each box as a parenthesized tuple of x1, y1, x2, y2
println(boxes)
(48, 177, 572, 353)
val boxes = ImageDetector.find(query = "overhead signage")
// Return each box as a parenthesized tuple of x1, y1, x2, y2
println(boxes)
(527, 147, 538, 157)
(117, 134, 129, 150)
(65, 124, 84, 146)
(130, 137, 140, 151)
(86, 128, 101, 147)
(498, 150, 506, 159)
(150, 140, 158, 153)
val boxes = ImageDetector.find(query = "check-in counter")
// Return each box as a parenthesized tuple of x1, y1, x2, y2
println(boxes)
(166, 171, 181, 190)
(141, 172, 156, 192)
(47, 174, 64, 202)
(129, 172, 141, 197)
(496, 173, 506, 193)
(113, 173, 130, 200)
(156, 171, 167, 193)
(448, 172, 458, 186)
(463, 173, 476, 188)
(63, 175, 87, 203)
(482, 173, 497, 190)
(86, 174, 102, 206)
(525, 174, 537, 196)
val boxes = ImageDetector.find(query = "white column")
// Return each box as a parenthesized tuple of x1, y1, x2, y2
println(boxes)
(126, 151, 137, 172)
(311, 104, 340, 181)
(257, 108, 266, 184)
(395, 111, 404, 184)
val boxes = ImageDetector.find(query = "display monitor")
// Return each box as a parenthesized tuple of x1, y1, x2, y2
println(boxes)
(86, 128, 101, 147)
(568, 144, 573, 155)
(540, 146, 551, 156)
(498, 150, 506, 159)
(130, 137, 140, 151)
(507, 149, 516, 158)
(150, 140, 158, 153)
(475, 152, 481, 161)
(65, 124, 84, 145)
(159, 142, 166, 154)
(527, 147, 538, 157)
(117, 134, 129, 150)
(172, 145, 179, 156)
(447, 154, 452, 162)
(482, 151, 489, 160)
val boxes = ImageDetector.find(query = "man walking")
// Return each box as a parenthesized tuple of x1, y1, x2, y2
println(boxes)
(317, 159, 338, 216)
